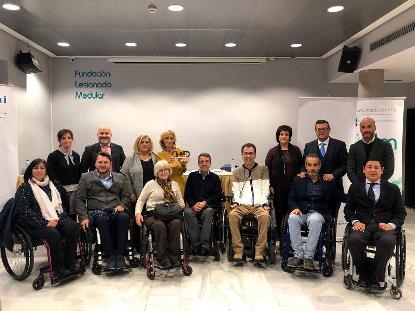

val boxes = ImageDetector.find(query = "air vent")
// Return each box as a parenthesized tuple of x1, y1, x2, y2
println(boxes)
(370, 21, 415, 51)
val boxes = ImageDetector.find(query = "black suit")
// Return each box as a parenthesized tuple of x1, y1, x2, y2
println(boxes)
(80, 142, 126, 173)
(347, 137, 394, 184)
(303, 137, 348, 199)
(344, 180, 406, 282)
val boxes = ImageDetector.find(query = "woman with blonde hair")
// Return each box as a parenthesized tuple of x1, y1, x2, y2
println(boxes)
(135, 160, 185, 269)
(121, 134, 158, 203)
(157, 130, 188, 194)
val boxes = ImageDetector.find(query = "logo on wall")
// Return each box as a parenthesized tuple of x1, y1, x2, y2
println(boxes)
(74, 70, 112, 100)
(0, 95, 7, 104)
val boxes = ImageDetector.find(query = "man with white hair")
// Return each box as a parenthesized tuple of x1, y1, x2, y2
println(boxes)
(80, 125, 126, 173)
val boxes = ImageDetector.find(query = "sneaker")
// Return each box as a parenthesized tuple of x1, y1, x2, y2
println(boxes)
(303, 258, 315, 270)
(287, 257, 303, 268)
(116, 255, 127, 269)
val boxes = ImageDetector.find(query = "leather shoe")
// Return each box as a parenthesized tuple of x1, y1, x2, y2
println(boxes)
(369, 281, 387, 291)
(65, 261, 80, 273)
(55, 267, 71, 278)
(159, 257, 172, 270)
(200, 247, 209, 256)
(107, 256, 117, 270)
(116, 255, 127, 269)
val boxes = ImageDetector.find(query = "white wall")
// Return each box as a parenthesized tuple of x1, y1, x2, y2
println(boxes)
(51, 58, 362, 169)
(0, 29, 52, 173)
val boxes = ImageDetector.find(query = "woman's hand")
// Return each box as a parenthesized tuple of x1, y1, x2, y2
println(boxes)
(135, 214, 144, 226)
(47, 219, 58, 228)
(81, 219, 89, 232)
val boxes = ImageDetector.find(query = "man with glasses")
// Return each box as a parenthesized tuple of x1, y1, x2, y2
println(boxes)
(228, 143, 270, 263)
(301, 120, 348, 214)
(184, 153, 222, 256)
(347, 117, 394, 184)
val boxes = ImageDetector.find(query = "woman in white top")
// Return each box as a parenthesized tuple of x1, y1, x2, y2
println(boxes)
(135, 160, 185, 269)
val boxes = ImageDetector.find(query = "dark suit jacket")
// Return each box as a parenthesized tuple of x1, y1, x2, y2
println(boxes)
(344, 180, 406, 227)
(288, 176, 340, 221)
(75, 171, 130, 222)
(80, 142, 126, 173)
(303, 137, 348, 193)
(347, 137, 394, 184)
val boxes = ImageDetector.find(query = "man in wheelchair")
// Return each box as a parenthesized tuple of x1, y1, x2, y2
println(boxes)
(287, 154, 338, 270)
(229, 143, 270, 263)
(184, 153, 222, 256)
(344, 159, 406, 290)
(76, 152, 131, 270)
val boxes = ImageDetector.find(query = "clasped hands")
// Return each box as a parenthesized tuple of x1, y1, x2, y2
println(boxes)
(80, 205, 125, 231)
(352, 221, 393, 232)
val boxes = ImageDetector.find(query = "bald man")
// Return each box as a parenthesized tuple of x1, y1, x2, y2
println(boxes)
(80, 125, 126, 173)
(347, 118, 394, 184)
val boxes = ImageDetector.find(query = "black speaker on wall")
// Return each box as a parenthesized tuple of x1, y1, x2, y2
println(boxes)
(338, 45, 361, 73)
(15, 51, 42, 74)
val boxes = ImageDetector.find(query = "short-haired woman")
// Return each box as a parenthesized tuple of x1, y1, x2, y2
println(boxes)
(47, 129, 81, 219)
(157, 130, 188, 195)
(15, 159, 80, 278)
(135, 160, 185, 269)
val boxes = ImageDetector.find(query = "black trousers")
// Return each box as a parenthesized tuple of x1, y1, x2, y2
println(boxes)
(25, 217, 80, 272)
(146, 216, 181, 260)
(92, 211, 130, 257)
(348, 223, 396, 282)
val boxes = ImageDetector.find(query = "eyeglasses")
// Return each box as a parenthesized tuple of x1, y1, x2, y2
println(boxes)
(198, 160, 210, 164)
(242, 152, 255, 157)
(315, 128, 329, 132)
(158, 168, 170, 173)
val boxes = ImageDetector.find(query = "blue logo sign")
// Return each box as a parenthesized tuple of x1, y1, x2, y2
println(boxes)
(0, 95, 7, 104)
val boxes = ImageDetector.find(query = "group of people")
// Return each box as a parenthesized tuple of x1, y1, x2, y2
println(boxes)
(13, 118, 406, 290)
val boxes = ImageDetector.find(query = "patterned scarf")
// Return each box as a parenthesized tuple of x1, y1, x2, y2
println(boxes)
(156, 177, 176, 203)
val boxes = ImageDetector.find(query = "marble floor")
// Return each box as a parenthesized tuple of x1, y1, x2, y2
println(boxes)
(1, 209, 414, 311)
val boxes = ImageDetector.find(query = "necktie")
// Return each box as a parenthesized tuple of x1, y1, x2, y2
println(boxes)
(368, 183, 376, 206)
(319, 142, 326, 157)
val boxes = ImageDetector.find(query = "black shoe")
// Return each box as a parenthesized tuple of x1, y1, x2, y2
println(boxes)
(65, 261, 80, 273)
(159, 257, 172, 270)
(107, 256, 117, 270)
(192, 245, 201, 256)
(357, 277, 369, 288)
(116, 255, 127, 269)
(287, 257, 303, 268)
(55, 267, 71, 278)
(369, 281, 387, 291)
(200, 247, 209, 256)
(170, 256, 181, 268)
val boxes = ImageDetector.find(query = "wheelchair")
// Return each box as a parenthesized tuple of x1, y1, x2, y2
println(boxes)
(1, 224, 86, 290)
(139, 210, 192, 280)
(341, 224, 406, 299)
(184, 203, 227, 261)
(280, 212, 336, 277)
(81, 211, 140, 275)
(225, 196, 277, 265)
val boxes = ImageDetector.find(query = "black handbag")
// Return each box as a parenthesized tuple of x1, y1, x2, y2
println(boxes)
(154, 203, 182, 221)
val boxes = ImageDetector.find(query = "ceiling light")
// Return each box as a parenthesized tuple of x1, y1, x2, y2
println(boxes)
(327, 5, 344, 13)
(2, 3, 20, 11)
(57, 42, 70, 47)
(175, 43, 186, 47)
(125, 42, 137, 47)
(225, 42, 237, 48)
(168, 4, 184, 12)
(290, 43, 302, 48)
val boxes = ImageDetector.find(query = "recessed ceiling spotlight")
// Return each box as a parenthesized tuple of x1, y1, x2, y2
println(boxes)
(290, 43, 302, 48)
(175, 43, 187, 47)
(168, 4, 184, 12)
(125, 42, 137, 47)
(225, 42, 237, 48)
(327, 5, 344, 13)
(2, 3, 20, 11)
(57, 42, 70, 47)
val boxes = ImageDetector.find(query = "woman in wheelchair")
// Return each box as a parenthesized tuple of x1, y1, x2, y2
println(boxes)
(15, 158, 80, 278)
(135, 160, 185, 269)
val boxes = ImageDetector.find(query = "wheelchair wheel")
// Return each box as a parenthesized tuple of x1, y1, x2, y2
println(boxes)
(129, 257, 140, 268)
(390, 287, 402, 299)
(396, 231, 406, 287)
(80, 229, 91, 266)
(1, 225, 34, 281)
(182, 264, 193, 276)
(146, 254, 155, 280)
(213, 242, 220, 261)
(92, 262, 102, 275)
(32, 274, 45, 291)
(226, 239, 234, 261)
(344, 275, 352, 289)
(268, 243, 276, 265)
(322, 261, 333, 277)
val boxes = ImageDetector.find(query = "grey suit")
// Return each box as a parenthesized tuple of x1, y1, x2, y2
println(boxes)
(347, 137, 394, 184)
(75, 171, 130, 222)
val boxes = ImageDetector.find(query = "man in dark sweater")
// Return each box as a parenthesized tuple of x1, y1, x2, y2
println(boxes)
(184, 153, 222, 255)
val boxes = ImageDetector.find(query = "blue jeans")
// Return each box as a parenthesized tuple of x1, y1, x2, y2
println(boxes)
(288, 211, 325, 260)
